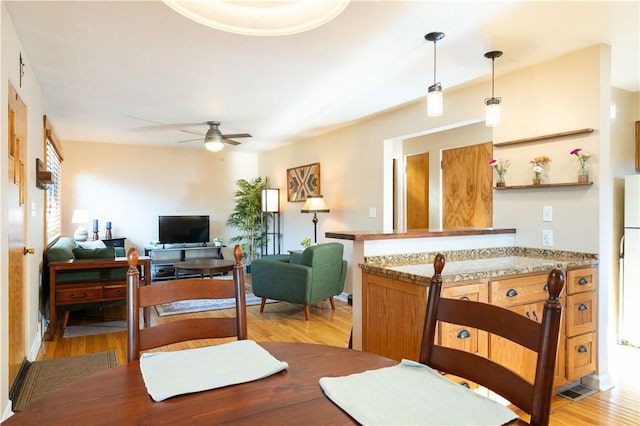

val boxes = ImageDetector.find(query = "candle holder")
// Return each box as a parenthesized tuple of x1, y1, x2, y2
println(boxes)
(105, 222, 113, 240)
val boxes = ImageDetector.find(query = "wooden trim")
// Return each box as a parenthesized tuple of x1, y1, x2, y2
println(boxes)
(43, 115, 64, 160)
(493, 128, 594, 147)
(636, 121, 640, 172)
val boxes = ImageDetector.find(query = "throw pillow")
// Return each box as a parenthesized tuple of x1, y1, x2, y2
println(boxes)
(72, 247, 116, 259)
(77, 240, 107, 250)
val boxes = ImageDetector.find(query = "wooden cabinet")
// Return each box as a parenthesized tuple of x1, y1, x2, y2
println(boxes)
(361, 272, 428, 362)
(565, 268, 597, 381)
(361, 264, 598, 389)
(145, 245, 223, 280)
(489, 273, 566, 387)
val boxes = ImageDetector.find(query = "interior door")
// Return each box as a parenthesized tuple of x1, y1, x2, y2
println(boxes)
(8, 83, 27, 386)
(442, 142, 492, 228)
(406, 152, 429, 229)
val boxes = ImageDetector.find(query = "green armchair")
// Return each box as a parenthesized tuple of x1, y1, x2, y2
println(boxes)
(251, 243, 347, 320)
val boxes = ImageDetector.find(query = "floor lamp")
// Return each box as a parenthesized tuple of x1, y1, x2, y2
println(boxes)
(261, 188, 281, 255)
(301, 195, 330, 244)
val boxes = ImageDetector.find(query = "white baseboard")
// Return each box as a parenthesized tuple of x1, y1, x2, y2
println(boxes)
(582, 372, 614, 391)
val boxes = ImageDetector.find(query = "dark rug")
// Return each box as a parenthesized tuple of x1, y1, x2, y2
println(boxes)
(12, 350, 118, 411)
(63, 320, 127, 338)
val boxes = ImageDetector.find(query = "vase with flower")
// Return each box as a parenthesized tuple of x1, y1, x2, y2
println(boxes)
(489, 158, 510, 187)
(570, 148, 591, 183)
(530, 155, 551, 185)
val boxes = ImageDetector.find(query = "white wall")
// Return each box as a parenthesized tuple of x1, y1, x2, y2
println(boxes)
(62, 140, 259, 259)
(1, 3, 50, 416)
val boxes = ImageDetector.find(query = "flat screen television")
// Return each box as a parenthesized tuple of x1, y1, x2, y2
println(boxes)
(158, 215, 210, 245)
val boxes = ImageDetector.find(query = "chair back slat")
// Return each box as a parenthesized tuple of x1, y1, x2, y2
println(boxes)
(127, 245, 248, 362)
(419, 253, 564, 426)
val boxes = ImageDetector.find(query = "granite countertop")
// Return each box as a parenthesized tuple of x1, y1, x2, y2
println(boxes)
(359, 247, 598, 285)
(326, 227, 515, 241)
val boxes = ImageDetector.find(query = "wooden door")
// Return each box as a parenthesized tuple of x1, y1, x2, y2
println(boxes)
(8, 83, 27, 386)
(406, 152, 429, 229)
(442, 143, 492, 228)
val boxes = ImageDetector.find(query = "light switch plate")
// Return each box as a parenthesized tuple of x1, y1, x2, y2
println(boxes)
(368, 207, 377, 218)
(543, 206, 552, 222)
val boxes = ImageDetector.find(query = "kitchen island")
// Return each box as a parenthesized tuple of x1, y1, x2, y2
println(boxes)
(359, 246, 598, 388)
(327, 227, 517, 351)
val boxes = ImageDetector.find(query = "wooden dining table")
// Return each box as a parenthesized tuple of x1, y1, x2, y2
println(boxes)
(5, 342, 397, 425)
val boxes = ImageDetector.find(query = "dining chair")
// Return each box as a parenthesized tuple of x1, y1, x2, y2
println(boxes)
(126, 245, 248, 362)
(420, 253, 564, 426)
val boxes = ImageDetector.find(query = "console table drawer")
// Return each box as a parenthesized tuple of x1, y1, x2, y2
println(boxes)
(56, 286, 103, 303)
(104, 284, 127, 299)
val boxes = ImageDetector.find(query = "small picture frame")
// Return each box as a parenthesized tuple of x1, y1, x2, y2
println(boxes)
(287, 162, 320, 202)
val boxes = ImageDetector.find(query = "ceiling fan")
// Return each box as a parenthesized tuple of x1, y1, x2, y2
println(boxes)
(178, 121, 251, 152)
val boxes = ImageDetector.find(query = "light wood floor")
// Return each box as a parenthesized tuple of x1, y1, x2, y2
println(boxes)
(37, 298, 639, 425)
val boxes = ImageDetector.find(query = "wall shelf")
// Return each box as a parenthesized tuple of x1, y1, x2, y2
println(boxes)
(493, 128, 594, 147)
(494, 181, 593, 190)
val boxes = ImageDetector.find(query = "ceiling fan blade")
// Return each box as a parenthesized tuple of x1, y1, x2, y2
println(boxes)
(222, 133, 252, 139)
(180, 128, 205, 136)
(224, 139, 242, 146)
(177, 138, 202, 143)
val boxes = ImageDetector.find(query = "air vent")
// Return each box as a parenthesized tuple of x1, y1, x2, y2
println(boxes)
(557, 383, 597, 401)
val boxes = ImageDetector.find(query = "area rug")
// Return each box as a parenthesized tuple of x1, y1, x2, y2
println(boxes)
(12, 351, 118, 411)
(156, 285, 275, 317)
(63, 320, 127, 338)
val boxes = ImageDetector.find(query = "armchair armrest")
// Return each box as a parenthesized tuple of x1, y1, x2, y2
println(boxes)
(251, 259, 313, 303)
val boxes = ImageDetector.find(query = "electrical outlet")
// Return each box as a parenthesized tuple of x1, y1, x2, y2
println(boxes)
(368, 207, 377, 218)
(543, 206, 552, 222)
(542, 230, 553, 247)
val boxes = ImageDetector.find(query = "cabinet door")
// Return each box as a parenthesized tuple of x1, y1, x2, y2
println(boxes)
(566, 291, 597, 337)
(489, 300, 566, 387)
(566, 332, 597, 381)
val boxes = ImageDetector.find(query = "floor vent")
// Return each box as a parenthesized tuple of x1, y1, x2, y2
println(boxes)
(557, 383, 597, 401)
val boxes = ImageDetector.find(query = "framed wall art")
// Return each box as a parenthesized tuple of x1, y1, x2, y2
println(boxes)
(287, 162, 320, 202)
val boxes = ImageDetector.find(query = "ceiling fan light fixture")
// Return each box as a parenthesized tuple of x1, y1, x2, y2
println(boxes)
(162, 0, 350, 36)
(205, 139, 224, 152)
(484, 50, 503, 127)
(424, 31, 445, 117)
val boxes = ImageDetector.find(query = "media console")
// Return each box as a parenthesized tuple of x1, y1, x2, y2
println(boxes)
(144, 244, 224, 281)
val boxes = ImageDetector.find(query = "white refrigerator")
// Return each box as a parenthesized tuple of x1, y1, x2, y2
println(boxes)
(621, 175, 640, 346)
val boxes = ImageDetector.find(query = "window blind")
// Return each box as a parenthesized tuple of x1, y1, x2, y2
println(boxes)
(46, 140, 62, 244)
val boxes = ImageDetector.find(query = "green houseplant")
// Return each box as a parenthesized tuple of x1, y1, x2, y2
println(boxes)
(226, 177, 269, 268)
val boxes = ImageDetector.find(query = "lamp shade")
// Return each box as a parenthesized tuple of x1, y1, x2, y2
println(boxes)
(71, 209, 90, 224)
(427, 85, 443, 117)
(301, 195, 330, 213)
(261, 188, 280, 213)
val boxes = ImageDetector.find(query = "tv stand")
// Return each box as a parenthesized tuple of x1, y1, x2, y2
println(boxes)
(145, 243, 224, 281)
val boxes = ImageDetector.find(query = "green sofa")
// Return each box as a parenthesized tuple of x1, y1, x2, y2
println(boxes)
(44, 237, 135, 340)
(251, 242, 347, 320)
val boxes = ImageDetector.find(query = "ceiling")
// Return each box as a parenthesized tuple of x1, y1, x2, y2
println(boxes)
(5, 1, 639, 153)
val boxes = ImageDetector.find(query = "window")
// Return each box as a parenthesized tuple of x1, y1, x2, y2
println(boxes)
(44, 116, 63, 245)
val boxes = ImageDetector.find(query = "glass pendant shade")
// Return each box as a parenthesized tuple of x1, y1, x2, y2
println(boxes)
(485, 97, 501, 127)
(427, 84, 443, 117)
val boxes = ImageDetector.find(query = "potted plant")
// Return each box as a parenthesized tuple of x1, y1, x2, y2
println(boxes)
(226, 177, 269, 271)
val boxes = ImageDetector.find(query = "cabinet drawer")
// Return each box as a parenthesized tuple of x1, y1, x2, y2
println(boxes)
(56, 286, 102, 303)
(566, 332, 597, 381)
(440, 283, 488, 357)
(566, 292, 597, 337)
(567, 268, 597, 294)
(103, 284, 127, 299)
(489, 273, 550, 308)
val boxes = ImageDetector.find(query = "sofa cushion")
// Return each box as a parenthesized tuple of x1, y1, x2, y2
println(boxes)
(46, 237, 77, 262)
(72, 247, 116, 259)
(77, 240, 107, 249)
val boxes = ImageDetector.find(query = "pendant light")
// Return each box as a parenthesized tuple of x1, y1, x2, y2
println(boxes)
(425, 32, 445, 117)
(484, 50, 503, 127)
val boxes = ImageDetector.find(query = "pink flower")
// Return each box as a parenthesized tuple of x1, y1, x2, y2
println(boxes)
(570, 148, 582, 156)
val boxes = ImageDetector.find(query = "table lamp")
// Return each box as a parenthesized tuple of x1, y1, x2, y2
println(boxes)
(71, 209, 90, 241)
(300, 195, 330, 244)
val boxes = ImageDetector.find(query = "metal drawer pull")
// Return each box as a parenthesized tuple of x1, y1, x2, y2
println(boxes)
(460, 382, 470, 389)
(578, 303, 588, 311)
(578, 277, 588, 285)
(543, 284, 548, 291)
(457, 329, 471, 339)
(578, 345, 588, 353)
(459, 296, 470, 301)
(506, 289, 518, 297)
(70, 292, 88, 299)
(532, 311, 539, 322)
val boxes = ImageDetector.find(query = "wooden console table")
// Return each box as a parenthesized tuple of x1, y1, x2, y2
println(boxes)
(47, 256, 151, 340)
